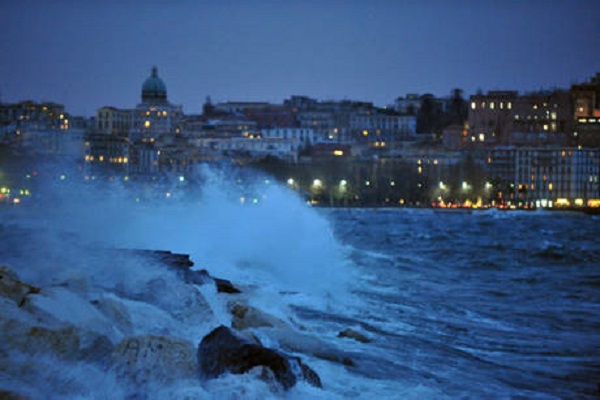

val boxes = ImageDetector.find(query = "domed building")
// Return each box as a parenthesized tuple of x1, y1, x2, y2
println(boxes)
(133, 66, 183, 139)
(141, 66, 168, 104)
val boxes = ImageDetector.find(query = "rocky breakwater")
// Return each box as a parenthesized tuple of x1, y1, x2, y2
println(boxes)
(0, 250, 325, 398)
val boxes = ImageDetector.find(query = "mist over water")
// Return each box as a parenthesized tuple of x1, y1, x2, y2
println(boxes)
(8, 164, 353, 299)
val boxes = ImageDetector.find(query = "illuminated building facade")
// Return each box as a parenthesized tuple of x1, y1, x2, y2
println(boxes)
(96, 107, 133, 136)
(487, 146, 599, 207)
(0, 101, 68, 132)
(132, 66, 183, 140)
(468, 90, 572, 145)
(350, 112, 416, 143)
(571, 72, 600, 147)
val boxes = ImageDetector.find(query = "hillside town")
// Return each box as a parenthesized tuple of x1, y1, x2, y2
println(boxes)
(1, 67, 599, 210)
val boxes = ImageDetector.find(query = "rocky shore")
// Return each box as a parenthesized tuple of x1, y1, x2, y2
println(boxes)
(0, 249, 362, 399)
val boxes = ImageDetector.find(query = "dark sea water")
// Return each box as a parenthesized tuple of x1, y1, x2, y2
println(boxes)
(1, 172, 599, 398)
(319, 208, 600, 398)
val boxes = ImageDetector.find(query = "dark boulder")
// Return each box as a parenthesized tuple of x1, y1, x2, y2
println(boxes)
(0, 265, 40, 307)
(198, 325, 321, 389)
(189, 269, 241, 294)
(214, 277, 241, 294)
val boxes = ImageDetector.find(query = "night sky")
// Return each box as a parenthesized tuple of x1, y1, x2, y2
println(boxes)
(1, 0, 599, 116)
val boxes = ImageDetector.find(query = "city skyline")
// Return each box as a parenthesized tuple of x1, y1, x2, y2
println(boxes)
(1, 1, 599, 117)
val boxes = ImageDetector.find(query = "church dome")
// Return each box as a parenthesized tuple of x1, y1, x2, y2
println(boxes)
(141, 66, 167, 103)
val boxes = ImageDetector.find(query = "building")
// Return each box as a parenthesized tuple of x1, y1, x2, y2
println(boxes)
(0, 100, 81, 155)
(191, 136, 300, 163)
(213, 101, 271, 114)
(511, 91, 571, 145)
(486, 146, 599, 206)
(394, 94, 421, 115)
(96, 107, 133, 136)
(84, 134, 130, 176)
(0, 101, 66, 131)
(87, 66, 185, 176)
(468, 91, 518, 144)
(350, 111, 416, 143)
(571, 72, 600, 147)
(260, 127, 315, 150)
(131, 67, 183, 139)
(468, 90, 572, 146)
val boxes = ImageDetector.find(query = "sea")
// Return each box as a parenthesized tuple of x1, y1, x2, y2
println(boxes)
(1, 165, 599, 399)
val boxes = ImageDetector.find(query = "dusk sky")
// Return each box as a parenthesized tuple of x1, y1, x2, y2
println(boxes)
(1, 0, 599, 117)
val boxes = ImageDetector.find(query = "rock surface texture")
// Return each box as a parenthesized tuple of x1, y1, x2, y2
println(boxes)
(198, 325, 322, 389)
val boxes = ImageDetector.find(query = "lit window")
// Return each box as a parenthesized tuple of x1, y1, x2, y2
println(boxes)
(333, 150, 344, 156)
(144, 121, 151, 128)
(471, 102, 476, 110)
(490, 102, 495, 110)
(479, 133, 485, 142)
(508, 102, 512, 109)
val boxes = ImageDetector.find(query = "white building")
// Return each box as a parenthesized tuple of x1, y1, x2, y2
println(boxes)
(192, 137, 299, 163)
(260, 127, 315, 150)
(350, 112, 416, 141)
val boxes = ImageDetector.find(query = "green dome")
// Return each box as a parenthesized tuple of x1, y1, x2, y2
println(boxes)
(141, 66, 167, 103)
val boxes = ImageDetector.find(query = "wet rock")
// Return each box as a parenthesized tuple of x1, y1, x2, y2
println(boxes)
(215, 277, 241, 294)
(266, 328, 355, 368)
(198, 325, 322, 389)
(230, 302, 286, 330)
(79, 335, 114, 365)
(92, 296, 134, 335)
(0, 390, 30, 400)
(191, 269, 241, 293)
(111, 335, 197, 386)
(313, 351, 355, 367)
(0, 266, 40, 307)
(338, 328, 371, 343)
(25, 326, 81, 360)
